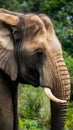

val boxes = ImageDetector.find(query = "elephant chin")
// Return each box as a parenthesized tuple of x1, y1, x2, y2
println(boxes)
(44, 87, 67, 103)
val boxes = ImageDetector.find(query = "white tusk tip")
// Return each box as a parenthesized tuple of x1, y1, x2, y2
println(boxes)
(44, 87, 67, 104)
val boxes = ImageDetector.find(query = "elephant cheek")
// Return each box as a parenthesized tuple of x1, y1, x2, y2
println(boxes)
(39, 62, 54, 89)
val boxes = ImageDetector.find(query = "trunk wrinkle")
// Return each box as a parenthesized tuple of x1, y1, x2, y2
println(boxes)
(50, 54, 70, 130)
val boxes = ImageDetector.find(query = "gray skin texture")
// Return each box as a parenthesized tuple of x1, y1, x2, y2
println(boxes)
(0, 71, 18, 130)
(0, 9, 70, 130)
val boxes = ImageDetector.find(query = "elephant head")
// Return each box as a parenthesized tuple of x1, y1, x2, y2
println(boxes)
(0, 9, 70, 130)
(18, 14, 70, 130)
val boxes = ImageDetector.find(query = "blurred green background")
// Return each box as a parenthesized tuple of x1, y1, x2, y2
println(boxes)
(0, 0, 73, 129)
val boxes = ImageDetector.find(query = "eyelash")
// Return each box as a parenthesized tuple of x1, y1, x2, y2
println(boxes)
(34, 48, 43, 56)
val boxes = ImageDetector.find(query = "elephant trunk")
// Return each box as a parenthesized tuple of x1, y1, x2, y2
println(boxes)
(50, 54, 70, 130)
(53, 54, 70, 101)
(51, 101, 68, 130)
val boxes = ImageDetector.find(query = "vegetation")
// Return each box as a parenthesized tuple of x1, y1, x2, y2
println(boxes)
(18, 85, 73, 130)
(0, 0, 73, 129)
(19, 85, 51, 130)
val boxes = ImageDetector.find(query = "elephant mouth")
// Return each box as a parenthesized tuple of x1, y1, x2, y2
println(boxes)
(20, 69, 40, 87)
(20, 68, 68, 104)
(27, 70, 40, 87)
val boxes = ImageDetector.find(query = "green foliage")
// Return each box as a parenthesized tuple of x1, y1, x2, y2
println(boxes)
(0, 0, 20, 11)
(19, 85, 50, 130)
(19, 119, 39, 130)
(65, 102, 73, 130)
(19, 85, 73, 130)
(63, 51, 73, 76)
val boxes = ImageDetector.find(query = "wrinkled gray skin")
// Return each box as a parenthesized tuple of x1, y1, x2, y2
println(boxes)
(0, 9, 70, 130)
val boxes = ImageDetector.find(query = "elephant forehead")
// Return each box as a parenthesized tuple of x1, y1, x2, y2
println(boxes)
(22, 14, 46, 38)
(22, 13, 62, 55)
(0, 23, 14, 50)
(24, 13, 45, 25)
(38, 14, 62, 54)
(22, 32, 47, 52)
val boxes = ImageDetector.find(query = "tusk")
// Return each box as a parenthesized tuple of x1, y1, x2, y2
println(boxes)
(44, 87, 67, 103)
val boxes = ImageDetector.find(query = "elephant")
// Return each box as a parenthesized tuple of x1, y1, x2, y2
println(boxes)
(0, 8, 70, 130)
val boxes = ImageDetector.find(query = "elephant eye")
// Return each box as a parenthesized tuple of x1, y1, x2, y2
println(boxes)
(34, 48, 44, 57)
(34, 48, 45, 65)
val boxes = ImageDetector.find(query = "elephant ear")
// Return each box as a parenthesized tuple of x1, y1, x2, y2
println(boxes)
(0, 11, 20, 80)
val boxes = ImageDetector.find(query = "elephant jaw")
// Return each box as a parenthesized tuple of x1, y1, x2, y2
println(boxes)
(44, 87, 67, 103)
